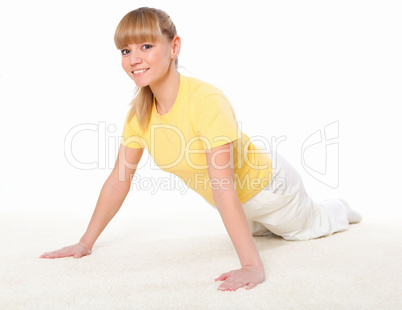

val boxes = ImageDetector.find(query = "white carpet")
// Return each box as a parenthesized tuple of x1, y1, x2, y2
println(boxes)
(1, 205, 401, 310)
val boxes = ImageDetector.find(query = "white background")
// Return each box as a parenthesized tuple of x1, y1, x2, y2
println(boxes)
(0, 0, 401, 220)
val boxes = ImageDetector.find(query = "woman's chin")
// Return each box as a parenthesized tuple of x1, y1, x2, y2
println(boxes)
(132, 80, 149, 88)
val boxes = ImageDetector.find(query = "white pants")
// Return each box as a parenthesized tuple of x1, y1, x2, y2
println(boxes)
(242, 153, 351, 241)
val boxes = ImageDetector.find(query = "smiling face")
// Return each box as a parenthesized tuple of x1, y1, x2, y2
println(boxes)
(120, 36, 176, 88)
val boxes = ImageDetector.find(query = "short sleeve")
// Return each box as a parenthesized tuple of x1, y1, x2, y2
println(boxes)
(194, 94, 242, 149)
(120, 111, 146, 149)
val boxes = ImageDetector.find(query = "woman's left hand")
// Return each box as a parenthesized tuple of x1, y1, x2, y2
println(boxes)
(215, 266, 265, 291)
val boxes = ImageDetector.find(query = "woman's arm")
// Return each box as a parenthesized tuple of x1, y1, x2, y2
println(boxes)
(205, 142, 265, 291)
(40, 144, 144, 259)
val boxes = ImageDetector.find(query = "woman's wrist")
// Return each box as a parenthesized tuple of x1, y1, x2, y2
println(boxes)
(79, 238, 93, 250)
(241, 259, 265, 271)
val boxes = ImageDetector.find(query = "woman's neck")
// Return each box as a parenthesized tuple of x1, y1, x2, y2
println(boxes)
(150, 69, 180, 115)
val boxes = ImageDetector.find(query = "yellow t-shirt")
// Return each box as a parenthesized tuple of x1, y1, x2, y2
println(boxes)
(121, 74, 272, 207)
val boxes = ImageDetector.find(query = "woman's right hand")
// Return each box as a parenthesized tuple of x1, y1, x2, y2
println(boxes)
(39, 242, 92, 259)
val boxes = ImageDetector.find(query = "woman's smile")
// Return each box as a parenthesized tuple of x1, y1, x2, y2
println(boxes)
(132, 68, 150, 77)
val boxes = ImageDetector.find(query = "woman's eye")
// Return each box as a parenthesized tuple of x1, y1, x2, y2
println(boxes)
(141, 44, 152, 50)
(121, 49, 130, 55)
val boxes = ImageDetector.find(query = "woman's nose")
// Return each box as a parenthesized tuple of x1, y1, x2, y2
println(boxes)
(130, 51, 142, 65)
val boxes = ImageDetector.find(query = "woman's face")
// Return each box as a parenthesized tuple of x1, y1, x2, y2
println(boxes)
(120, 36, 176, 88)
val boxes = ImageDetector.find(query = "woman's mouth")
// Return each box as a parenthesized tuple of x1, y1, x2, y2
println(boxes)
(132, 68, 149, 76)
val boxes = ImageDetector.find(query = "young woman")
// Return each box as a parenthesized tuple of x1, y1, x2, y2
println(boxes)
(40, 7, 362, 291)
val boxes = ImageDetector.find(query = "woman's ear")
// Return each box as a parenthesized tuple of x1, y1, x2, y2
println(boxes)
(171, 35, 181, 59)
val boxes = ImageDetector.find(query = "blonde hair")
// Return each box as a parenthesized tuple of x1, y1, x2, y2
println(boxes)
(114, 7, 178, 132)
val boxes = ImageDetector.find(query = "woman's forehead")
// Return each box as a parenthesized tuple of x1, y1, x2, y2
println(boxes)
(116, 31, 167, 48)
(128, 34, 170, 44)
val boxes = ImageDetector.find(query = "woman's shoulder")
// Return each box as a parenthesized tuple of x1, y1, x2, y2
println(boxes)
(181, 75, 234, 122)
(182, 74, 226, 100)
